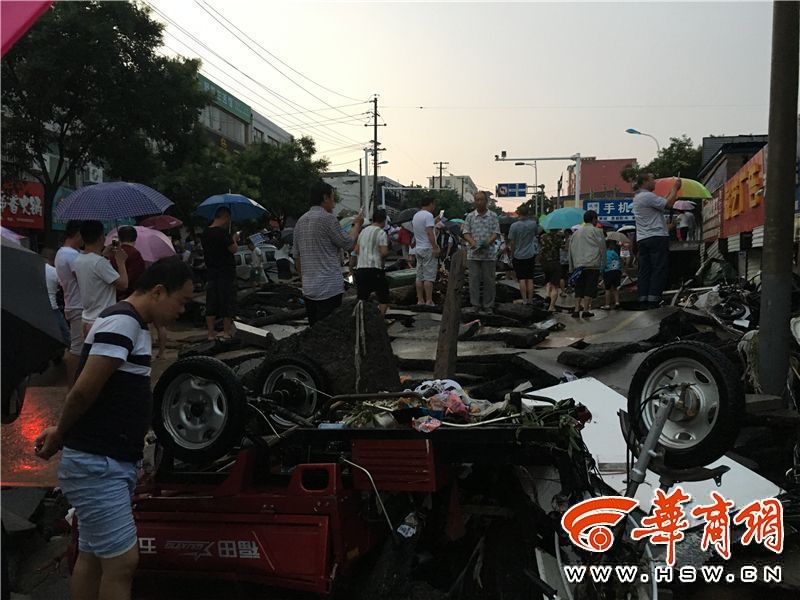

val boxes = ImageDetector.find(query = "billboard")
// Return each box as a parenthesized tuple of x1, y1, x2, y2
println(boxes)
(582, 199, 635, 225)
(1, 181, 45, 229)
(721, 148, 766, 238)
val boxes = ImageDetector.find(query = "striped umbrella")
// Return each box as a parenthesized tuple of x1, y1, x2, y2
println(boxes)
(55, 182, 174, 220)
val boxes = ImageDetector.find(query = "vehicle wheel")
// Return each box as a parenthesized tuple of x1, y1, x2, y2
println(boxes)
(153, 356, 247, 463)
(255, 354, 327, 428)
(1, 376, 29, 425)
(627, 341, 743, 469)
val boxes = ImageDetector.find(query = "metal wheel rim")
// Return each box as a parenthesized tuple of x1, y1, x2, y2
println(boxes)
(161, 373, 229, 450)
(639, 357, 720, 452)
(262, 364, 319, 427)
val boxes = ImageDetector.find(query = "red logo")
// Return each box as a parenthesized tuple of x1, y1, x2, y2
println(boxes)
(561, 497, 639, 552)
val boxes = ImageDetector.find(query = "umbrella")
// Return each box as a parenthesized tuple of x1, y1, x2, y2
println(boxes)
(1, 226, 24, 245)
(607, 231, 631, 245)
(541, 207, 585, 231)
(401, 221, 414, 232)
(105, 226, 176, 263)
(673, 200, 697, 211)
(195, 193, 267, 222)
(280, 228, 294, 244)
(140, 214, 183, 231)
(55, 182, 174, 220)
(618, 225, 636, 233)
(394, 207, 418, 225)
(654, 177, 711, 200)
(340, 216, 356, 232)
(449, 218, 465, 224)
(2, 239, 65, 411)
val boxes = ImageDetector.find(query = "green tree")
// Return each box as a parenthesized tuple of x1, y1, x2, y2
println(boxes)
(237, 136, 330, 225)
(401, 187, 473, 219)
(1, 1, 208, 237)
(155, 129, 260, 225)
(621, 135, 703, 184)
(517, 192, 553, 216)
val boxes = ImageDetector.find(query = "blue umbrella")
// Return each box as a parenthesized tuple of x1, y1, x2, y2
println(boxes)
(195, 193, 267, 222)
(55, 182, 173, 220)
(540, 207, 585, 231)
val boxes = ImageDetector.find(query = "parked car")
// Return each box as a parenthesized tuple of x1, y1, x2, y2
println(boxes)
(234, 244, 279, 286)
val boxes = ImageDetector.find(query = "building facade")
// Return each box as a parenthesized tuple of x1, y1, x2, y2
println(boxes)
(429, 174, 479, 204)
(567, 157, 636, 199)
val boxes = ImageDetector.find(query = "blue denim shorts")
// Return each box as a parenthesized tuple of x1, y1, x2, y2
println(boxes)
(58, 447, 139, 558)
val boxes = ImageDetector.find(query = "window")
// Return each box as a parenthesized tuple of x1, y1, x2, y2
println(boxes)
(253, 127, 264, 143)
(200, 105, 247, 145)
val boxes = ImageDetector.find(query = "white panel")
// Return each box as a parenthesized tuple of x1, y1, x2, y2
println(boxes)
(727, 234, 741, 252)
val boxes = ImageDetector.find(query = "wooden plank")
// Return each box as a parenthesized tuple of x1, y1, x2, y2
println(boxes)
(434, 248, 467, 379)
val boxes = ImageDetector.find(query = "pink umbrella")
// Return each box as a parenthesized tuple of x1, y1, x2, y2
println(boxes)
(105, 226, 175, 263)
(1, 226, 24, 245)
(673, 200, 697, 211)
(140, 214, 183, 231)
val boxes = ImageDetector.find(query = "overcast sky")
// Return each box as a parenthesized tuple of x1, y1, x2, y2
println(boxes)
(151, 0, 778, 210)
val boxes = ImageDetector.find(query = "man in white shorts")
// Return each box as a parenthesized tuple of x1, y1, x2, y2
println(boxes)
(411, 196, 440, 305)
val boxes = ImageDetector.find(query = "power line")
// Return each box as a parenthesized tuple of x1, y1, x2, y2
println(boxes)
(383, 103, 766, 110)
(194, 0, 363, 121)
(148, 2, 361, 146)
(268, 103, 368, 118)
(197, 0, 366, 103)
(161, 41, 352, 147)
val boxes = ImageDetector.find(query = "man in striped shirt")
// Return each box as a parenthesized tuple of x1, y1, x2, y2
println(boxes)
(293, 181, 364, 325)
(354, 209, 391, 315)
(35, 258, 194, 600)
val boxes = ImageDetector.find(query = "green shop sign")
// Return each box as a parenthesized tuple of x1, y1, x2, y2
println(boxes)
(199, 75, 252, 123)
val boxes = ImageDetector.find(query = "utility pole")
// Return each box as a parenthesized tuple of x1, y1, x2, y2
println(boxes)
(433, 161, 449, 189)
(758, 0, 799, 399)
(359, 158, 363, 214)
(365, 95, 386, 216)
(461, 177, 465, 202)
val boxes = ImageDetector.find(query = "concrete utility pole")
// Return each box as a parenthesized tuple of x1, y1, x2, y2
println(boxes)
(758, 1, 799, 399)
(433, 161, 450, 189)
(365, 95, 386, 216)
(359, 158, 363, 214)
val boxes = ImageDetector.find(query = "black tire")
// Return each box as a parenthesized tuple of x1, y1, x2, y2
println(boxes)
(153, 356, 247, 464)
(627, 341, 743, 469)
(254, 354, 327, 428)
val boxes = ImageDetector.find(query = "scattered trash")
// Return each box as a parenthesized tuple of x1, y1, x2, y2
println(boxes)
(397, 512, 420, 538)
(413, 415, 442, 433)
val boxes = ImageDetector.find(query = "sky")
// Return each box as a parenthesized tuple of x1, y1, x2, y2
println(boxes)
(150, 0, 777, 211)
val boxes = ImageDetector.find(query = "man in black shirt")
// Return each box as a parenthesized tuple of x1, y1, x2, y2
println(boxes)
(200, 206, 239, 340)
(35, 258, 193, 600)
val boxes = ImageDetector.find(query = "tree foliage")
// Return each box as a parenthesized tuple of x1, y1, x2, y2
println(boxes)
(621, 135, 703, 184)
(516, 191, 553, 216)
(1, 1, 208, 234)
(236, 136, 329, 225)
(400, 187, 474, 219)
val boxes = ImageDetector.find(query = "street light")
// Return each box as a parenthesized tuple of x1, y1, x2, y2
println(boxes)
(625, 128, 661, 154)
(514, 161, 539, 214)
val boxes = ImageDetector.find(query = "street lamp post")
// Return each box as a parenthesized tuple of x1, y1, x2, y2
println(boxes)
(625, 128, 661, 154)
(514, 161, 539, 214)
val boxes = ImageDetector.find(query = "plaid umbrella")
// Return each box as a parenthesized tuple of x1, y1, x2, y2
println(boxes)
(55, 182, 174, 220)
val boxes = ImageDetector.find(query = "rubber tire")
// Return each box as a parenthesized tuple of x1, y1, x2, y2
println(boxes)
(627, 341, 743, 469)
(254, 354, 327, 428)
(152, 356, 247, 464)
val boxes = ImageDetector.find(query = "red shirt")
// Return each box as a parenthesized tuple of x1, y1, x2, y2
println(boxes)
(111, 244, 146, 299)
(398, 227, 412, 246)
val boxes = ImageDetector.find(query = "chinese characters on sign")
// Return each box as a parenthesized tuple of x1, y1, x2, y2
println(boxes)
(561, 488, 783, 566)
(721, 148, 767, 238)
(583, 199, 635, 224)
(1, 181, 45, 229)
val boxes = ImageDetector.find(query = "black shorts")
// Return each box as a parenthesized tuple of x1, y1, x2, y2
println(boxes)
(603, 270, 622, 289)
(560, 263, 569, 280)
(205, 277, 237, 318)
(355, 268, 390, 303)
(512, 257, 536, 280)
(574, 268, 600, 298)
(542, 261, 561, 286)
(305, 294, 343, 326)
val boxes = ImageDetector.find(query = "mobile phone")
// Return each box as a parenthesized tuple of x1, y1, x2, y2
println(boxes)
(438, 210, 444, 219)
(111, 239, 120, 249)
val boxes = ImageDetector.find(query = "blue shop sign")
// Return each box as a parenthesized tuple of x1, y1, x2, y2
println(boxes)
(583, 199, 636, 224)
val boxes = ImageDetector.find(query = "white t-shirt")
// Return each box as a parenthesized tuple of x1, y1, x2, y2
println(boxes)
(55, 246, 82, 311)
(678, 212, 696, 229)
(251, 246, 264, 269)
(356, 224, 388, 269)
(74, 252, 120, 323)
(412, 210, 435, 250)
(45, 263, 60, 310)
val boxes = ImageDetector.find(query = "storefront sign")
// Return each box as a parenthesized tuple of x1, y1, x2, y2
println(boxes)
(1, 181, 45, 229)
(199, 74, 252, 123)
(583, 199, 635, 224)
(703, 191, 722, 242)
(722, 148, 766, 238)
